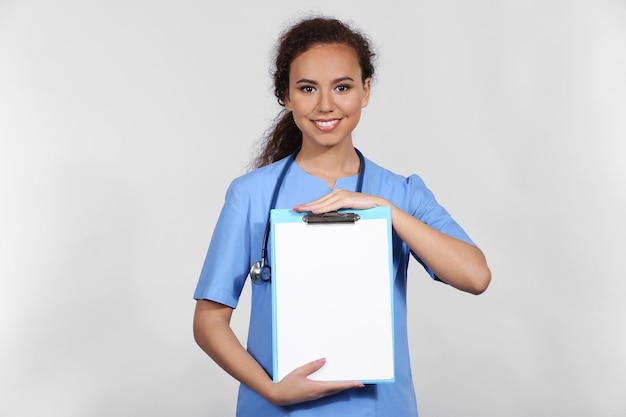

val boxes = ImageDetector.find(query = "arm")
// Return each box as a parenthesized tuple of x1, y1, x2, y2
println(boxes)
(193, 299, 364, 406)
(388, 204, 491, 294)
(293, 189, 491, 295)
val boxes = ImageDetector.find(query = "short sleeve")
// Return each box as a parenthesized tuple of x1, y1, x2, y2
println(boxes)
(193, 179, 252, 308)
(406, 174, 475, 279)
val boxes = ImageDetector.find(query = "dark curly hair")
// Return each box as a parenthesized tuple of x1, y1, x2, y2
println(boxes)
(250, 16, 376, 169)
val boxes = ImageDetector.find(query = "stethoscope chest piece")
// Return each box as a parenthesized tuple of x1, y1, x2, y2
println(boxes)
(249, 260, 271, 285)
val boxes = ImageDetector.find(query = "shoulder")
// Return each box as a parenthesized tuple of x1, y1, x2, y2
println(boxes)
(362, 155, 436, 213)
(226, 156, 293, 198)
(212, 157, 296, 229)
(363, 156, 428, 191)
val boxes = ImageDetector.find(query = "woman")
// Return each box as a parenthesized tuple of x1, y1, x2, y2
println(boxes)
(193, 16, 491, 416)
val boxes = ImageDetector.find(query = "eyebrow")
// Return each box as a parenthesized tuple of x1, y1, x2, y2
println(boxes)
(295, 76, 355, 85)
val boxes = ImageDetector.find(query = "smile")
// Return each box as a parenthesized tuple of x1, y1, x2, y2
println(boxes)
(313, 119, 341, 131)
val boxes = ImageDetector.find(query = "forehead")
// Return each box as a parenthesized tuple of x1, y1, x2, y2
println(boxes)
(289, 43, 362, 80)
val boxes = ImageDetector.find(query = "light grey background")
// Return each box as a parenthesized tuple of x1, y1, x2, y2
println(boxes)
(1, 1, 625, 416)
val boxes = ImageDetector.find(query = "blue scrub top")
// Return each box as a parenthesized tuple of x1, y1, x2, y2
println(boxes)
(194, 154, 474, 417)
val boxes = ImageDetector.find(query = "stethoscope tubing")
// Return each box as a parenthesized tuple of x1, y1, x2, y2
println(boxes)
(251, 147, 365, 284)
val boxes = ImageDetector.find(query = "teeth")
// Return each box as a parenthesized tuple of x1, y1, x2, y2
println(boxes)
(316, 120, 338, 127)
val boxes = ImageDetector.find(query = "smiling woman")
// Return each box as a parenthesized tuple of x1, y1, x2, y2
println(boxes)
(192, 15, 490, 417)
(285, 44, 371, 188)
(285, 44, 370, 142)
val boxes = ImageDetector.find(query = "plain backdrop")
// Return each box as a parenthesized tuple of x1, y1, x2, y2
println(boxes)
(1, 1, 625, 416)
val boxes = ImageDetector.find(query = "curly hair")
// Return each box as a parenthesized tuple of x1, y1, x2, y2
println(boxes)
(249, 16, 376, 169)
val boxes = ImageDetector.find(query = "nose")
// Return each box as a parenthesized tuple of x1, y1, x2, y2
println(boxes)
(317, 89, 335, 113)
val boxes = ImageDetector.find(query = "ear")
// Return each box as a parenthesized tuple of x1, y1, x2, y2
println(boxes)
(284, 91, 293, 112)
(361, 78, 371, 108)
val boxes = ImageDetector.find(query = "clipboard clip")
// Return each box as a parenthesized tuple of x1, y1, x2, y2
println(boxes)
(302, 211, 361, 224)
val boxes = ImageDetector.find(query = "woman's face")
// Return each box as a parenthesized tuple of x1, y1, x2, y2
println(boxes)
(285, 43, 370, 151)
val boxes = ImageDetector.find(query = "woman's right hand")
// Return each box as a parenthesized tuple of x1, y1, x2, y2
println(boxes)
(266, 358, 364, 406)
(194, 300, 363, 407)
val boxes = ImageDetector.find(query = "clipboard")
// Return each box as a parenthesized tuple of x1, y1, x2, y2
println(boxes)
(270, 206, 395, 383)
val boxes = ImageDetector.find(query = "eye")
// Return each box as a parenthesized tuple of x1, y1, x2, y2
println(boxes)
(335, 84, 352, 92)
(299, 85, 316, 93)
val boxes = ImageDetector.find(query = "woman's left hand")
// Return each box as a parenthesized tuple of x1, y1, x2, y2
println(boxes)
(293, 189, 387, 213)
(294, 188, 491, 294)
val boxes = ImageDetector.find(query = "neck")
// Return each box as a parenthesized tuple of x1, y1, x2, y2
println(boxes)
(295, 143, 361, 189)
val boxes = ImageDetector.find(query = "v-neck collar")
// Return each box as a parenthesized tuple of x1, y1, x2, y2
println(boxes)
(292, 160, 360, 192)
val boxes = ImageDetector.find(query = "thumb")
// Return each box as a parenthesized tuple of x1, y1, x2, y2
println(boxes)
(297, 358, 326, 377)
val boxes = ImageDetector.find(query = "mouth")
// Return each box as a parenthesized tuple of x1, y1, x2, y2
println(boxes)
(313, 119, 341, 131)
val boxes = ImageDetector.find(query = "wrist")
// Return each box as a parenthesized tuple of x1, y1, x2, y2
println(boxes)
(260, 379, 280, 405)
(372, 196, 389, 208)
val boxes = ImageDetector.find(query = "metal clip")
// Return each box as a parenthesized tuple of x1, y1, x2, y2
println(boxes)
(302, 211, 361, 224)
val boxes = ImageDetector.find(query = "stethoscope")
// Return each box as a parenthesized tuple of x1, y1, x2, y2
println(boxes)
(249, 147, 366, 284)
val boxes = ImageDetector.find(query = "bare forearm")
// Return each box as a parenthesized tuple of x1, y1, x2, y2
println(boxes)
(389, 203, 491, 294)
(193, 300, 274, 400)
(293, 189, 491, 294)
(193, 299, 365, 406)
